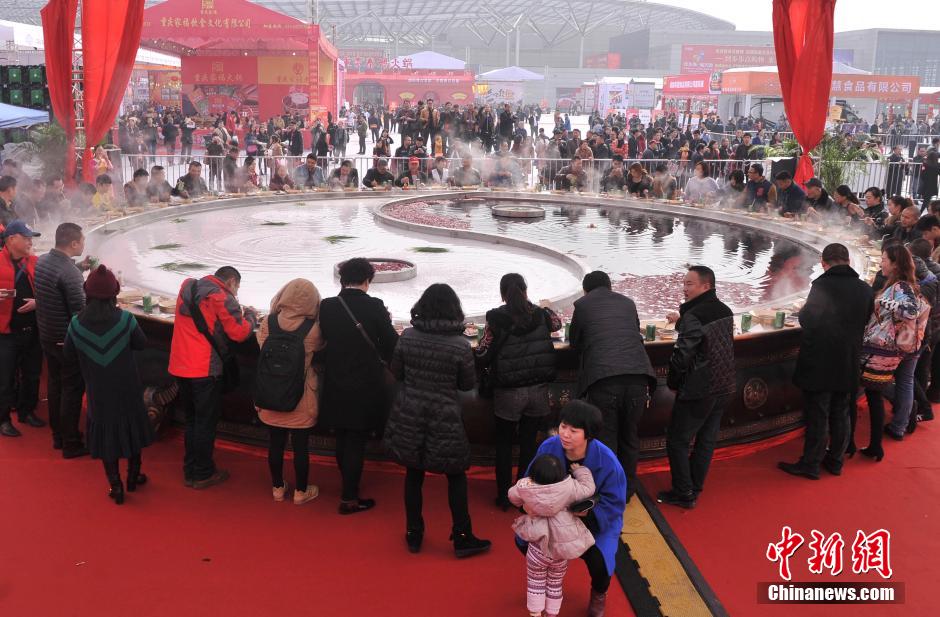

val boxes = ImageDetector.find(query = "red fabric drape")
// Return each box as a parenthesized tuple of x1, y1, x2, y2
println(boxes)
(40, 0, 79, 185)
(773, 0, 837, 186)
(80, 0, 145, 182)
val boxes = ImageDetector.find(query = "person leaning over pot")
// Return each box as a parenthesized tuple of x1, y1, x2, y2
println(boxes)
(169, 266, 258, 490)
(476, 273, 561, 511)
(516, 400, 626, 617)
(318, 258, 398, 515)
(384, 283, 491, 558)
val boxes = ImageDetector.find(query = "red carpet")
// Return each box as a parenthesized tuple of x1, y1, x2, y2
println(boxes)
(642, 402, 940, 616)
(0, 421, 633, 617)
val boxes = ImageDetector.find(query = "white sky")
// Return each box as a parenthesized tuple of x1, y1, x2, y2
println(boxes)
(653, 0, 939, 33)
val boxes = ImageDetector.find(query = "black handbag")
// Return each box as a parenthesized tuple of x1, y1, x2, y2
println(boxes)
(187, 292, 241, 393)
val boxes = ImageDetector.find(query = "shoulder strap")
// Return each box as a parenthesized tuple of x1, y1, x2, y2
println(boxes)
(187, 284, 230, 361)
(297, 317, 316, 339)
(337, 295, 379, 353)
(266, 313, 315, 344)
(267, 312, 282, 335)
(337, 295, 389, 369)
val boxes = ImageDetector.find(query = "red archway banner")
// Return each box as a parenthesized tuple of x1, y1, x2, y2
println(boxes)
(772, 0, 837, 186)
(81, 0, 145, 182)
(40, 0, 78, 184)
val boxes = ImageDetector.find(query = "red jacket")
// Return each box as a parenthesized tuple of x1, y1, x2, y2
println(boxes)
(0, 247, 36, 334)
(168, 275, 256, 378)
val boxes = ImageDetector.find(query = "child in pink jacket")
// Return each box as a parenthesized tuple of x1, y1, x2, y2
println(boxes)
(509, 453, 596, 617)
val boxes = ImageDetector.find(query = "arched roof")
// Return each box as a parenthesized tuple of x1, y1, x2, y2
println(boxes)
(3, 1, 734, 49)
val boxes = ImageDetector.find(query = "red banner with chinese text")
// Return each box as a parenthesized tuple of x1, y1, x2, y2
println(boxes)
(142, 0, 307, 44)
(720, 71, 919, 102)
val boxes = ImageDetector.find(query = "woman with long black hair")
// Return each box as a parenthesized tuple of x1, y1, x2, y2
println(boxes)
(476, 273, 561, 510)
(860, 243, 929, 461)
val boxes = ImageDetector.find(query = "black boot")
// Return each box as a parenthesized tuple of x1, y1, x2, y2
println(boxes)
(406, 527, 424, 554)
(588, 590, 607, 617)
(126, 455, 148, 492)
(451, 523, 491, 559)
(103, 459, 124, 505)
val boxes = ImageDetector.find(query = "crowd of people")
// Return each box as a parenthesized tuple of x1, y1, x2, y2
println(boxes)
(2, 99, 940, 617)
(78, 102, 934, 216)
(0, 183, 738, 616)
(1, 198, 937, 614)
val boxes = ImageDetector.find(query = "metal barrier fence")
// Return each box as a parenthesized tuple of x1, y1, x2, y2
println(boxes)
(708, 131, 940, 153)
(815, 160, 925, 199)
(109, 151, 928, 202)
(869, 133, 939, 150)
(113, 153, 772, 196)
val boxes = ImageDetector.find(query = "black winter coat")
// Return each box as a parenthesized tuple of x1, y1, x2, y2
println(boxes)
(479, 305, 556, 388)
(793, 265, 874, 392)
(318, 288, 399, 431)
(384, 318, 475, 474)
(63, 308, 153, 460)
(914, 258, 940, 344)
(667, 289, 735, 400)
(569, 288, 656, 396)
(34, 248, 86, 345)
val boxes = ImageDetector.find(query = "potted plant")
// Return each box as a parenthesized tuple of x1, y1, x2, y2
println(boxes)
(755, 132, 882, 192)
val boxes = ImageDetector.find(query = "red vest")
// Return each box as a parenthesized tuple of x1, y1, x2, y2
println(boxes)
(0, 247, 37, 334)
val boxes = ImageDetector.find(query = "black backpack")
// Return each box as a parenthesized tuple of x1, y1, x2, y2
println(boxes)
(253, 313, 315, 412)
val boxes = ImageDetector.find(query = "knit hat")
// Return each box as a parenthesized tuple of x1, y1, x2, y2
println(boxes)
(84, 265, 121, 300)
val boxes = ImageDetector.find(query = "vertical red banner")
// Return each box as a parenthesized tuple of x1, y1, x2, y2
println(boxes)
(773, 0, 836, 186)
(40, 0, 79, 184)
(81, 0, 145, 181)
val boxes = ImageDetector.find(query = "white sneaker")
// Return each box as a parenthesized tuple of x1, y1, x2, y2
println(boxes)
(272, 482, 290, 502)
(293, 485, 319, 505)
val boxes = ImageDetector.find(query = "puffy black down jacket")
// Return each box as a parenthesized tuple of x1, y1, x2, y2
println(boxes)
(384, 318, 475, 474)
(34, 248, 86, 345)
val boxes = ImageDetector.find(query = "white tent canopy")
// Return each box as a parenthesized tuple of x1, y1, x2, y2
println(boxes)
(583, 76, 664, 89)
(0, 102, 48, 128)
(476, 66, 544, 82)
(393, 51, 465, 70)
(0, 19, 180, 68)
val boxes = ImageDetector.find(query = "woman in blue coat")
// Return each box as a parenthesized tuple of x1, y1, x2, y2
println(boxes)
(517, 400, 627, 616)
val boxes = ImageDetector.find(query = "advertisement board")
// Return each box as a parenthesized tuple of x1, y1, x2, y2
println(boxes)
(721, 71, 920, 102)
(663, 73, 721, 95)
(629, 82, 657, 109)
(479, 81, 525, 106)
(584, 53, 622, 69)
(149, 70, 182, 106)
(680, 45, 777, 73)
(181, 83, 258, 116)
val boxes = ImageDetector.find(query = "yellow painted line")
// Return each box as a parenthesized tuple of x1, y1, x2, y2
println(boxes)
(621, 498, 713, 617)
